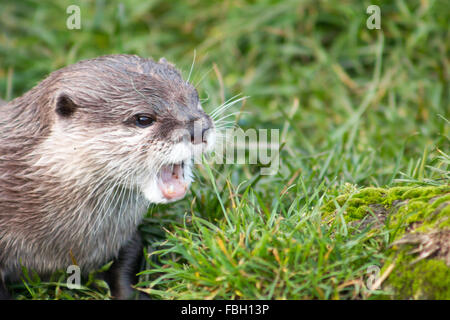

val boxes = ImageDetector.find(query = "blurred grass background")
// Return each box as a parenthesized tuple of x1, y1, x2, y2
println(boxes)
(0, 0, 449, 299)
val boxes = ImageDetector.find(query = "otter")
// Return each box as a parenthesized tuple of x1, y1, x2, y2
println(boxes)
(0, 54, 215, 299)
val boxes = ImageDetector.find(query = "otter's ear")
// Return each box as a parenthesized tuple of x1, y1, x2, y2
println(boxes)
(158, 57, 175, 67)
(56, 94, 77, 117)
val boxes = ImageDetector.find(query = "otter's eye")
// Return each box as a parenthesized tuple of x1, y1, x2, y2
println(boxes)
(135, 115, 155, 128)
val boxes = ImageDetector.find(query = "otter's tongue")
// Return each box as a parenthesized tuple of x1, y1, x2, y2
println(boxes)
(158, 164, 187, 200)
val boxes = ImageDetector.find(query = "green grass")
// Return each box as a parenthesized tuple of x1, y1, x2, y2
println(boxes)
(1, 0, 449, 299)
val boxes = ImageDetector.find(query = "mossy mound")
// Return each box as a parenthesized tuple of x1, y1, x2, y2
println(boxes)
(322, 185, 450, 299)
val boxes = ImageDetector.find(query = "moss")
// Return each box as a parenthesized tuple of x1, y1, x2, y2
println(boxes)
(322, 185, 449, 231)
(352, 187, 387, 201)
(387, 253, 450, 299)
(322, 187, 388, 221)
(431, 193, 450, 208)
(400, 187, 446, 202)
(322, 185, 450, 299)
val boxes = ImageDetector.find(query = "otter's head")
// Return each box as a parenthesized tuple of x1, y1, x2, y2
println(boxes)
(38, 54, 215, 204)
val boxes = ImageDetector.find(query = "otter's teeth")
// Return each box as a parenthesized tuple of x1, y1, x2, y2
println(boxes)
(158, 163, 187, 200)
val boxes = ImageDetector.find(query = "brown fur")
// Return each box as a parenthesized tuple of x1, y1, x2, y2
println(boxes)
(0, 54, 214, 298)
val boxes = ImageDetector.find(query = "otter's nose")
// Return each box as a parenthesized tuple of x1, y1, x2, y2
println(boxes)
(188, 118, 211, 145)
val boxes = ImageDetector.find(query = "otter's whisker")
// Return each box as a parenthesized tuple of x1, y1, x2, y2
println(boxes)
(210, 96, 248, 120)
(209, 93, 244, 118)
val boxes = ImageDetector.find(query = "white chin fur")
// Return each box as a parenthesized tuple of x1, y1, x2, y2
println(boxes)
(141, 160, 193, 204)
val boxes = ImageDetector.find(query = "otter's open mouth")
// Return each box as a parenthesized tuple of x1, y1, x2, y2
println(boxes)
(157, 162, 188, 201)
